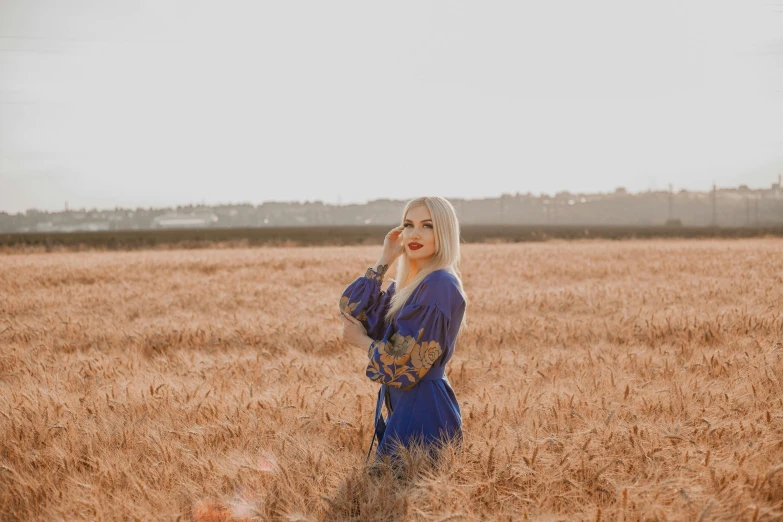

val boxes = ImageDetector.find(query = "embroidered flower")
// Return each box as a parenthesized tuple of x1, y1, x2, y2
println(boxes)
(340, 295, 367, 322)
(364, 267, 384, 282)
(380, 351, 410, 367)
(367, 326, 441, 387)
(385, 332, 415, 357)
(411, 340, 443, 377)
(339, 295, 356, 314)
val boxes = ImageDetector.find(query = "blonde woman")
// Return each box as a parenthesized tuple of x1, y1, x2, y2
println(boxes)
(340, 196, 467, 461)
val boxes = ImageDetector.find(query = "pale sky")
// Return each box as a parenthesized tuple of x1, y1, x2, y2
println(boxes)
(1, 0, 782, 213)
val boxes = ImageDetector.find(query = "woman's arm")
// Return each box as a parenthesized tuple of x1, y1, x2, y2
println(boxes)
(340, 270, 396, 340)
(371, 225, 404, 281)
(339, 226, 404, 338)
(369, 258, 392, 280)
(341, 312, 374, 349)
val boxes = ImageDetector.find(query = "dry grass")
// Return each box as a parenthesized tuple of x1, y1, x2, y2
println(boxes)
(1, 240, 782, 521)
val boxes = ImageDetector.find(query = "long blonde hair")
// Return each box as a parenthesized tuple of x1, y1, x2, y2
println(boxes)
(385, 196, 468, 327)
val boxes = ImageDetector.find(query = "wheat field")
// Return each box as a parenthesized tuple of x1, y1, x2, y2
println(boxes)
(1, 240, 782, 521)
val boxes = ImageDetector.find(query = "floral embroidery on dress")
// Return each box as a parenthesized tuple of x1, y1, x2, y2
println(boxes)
(411, 341, 443, 378)
(363, 267, 385, 282)
(367, 328, 443, 390)
(340, 295, 367, 322)
(384, 329, 423, 357)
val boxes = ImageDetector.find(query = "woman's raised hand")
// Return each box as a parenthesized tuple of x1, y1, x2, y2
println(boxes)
(380, 225, 405, 265)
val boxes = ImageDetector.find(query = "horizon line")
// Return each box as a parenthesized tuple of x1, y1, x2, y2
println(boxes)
(4, 176, 782, 215)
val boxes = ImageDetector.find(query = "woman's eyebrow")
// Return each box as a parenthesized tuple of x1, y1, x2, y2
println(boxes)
(404, 219, 433, 223)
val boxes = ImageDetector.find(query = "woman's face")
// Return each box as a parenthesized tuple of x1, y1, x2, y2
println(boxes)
(402, 205, 437, 262)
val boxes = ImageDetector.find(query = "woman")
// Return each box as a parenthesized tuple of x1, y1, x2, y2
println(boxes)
(340, 196, 467, 462)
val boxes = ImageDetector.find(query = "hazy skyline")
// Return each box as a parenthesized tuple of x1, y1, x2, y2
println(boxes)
(1, 0, 782, 213)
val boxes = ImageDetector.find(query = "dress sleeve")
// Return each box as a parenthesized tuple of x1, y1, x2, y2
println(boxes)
(340, 267, 396, 340)
(365, 302, 451, 390)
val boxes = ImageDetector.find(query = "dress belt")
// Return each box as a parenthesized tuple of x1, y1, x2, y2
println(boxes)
(366, 364, 447, 463)
(419, 364, 446, 381)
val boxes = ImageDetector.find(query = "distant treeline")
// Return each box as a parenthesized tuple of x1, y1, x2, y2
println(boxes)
(4, 181, 783, 234)
(3, 225, 783, 252)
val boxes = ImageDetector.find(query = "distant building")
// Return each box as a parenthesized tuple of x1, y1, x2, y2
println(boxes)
(35, 221, 111, 232)
(151, 212, 218, 229)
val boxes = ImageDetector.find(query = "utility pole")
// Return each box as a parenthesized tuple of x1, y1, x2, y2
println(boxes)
(711, 184, 717, 227)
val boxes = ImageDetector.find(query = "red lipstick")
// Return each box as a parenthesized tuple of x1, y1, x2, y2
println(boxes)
(408, 242, 423, 251)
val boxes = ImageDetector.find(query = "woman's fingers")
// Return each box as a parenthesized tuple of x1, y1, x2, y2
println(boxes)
(342, 313, 360, 325)
(341, 314, 365, 334)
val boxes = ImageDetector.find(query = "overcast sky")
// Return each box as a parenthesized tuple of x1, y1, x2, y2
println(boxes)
(1, 0, 782, 213)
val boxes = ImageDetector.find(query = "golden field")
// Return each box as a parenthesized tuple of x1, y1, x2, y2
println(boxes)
(1, 240, 782, 521)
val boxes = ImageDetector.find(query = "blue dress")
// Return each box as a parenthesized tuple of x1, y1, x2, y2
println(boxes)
(340, 267, 465, 459)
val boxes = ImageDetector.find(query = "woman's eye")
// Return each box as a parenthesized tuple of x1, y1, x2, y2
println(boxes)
(424, 224, 432, 228)
(403, 224, 412, 228)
